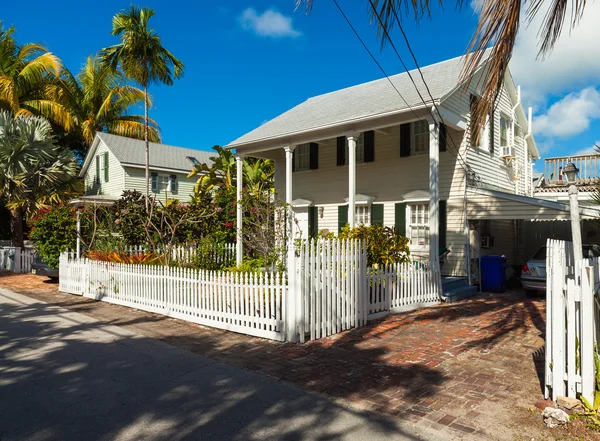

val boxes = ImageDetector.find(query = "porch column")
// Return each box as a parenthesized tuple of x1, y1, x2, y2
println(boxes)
(347, 132, 359, 228)
(284, 145, 298, 342)
(235, 153, 244, 266)
(429, 119, 440, 265)
(76, 209, 81, 259)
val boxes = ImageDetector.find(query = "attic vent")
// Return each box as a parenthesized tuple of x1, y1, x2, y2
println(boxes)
(186, 156, 202, 167)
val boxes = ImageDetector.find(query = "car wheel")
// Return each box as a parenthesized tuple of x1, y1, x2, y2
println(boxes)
(525, 289, 539, 298)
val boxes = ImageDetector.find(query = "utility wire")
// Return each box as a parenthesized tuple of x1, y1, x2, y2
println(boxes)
(331, 0, 447, 150)
(365, 0, 470, 174)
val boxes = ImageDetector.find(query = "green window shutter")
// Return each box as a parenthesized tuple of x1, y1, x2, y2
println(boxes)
(103, 152, 109, 182)
(394, 202, 407, 236)
(151, 172, 159, 192)
(364, 130, 375, 162)
(170, 174, 178, 193)
(95, 156, 100, 184)
(439, 123, 447, 152)
(336, 136, 346, 166)
(371, 203, 384, 226)
(292, 150, 296, 172)
(439, 200, 447, 250)
(400, 124, 411, 157)
(309, 142, 319, 170)
(308, 206, 318, 239)
(338, 205, 348, 233)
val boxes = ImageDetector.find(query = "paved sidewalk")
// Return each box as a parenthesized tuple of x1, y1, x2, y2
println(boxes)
(0, 273, 555, 439)
(0, 287, 444, 441)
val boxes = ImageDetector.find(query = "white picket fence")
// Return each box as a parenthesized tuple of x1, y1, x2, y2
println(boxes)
(545, 239, 600, 404)
(124, 243, 236, 267)
(295, 239, 441, 342)
(59, 252, 286, 341)
(0, 246, 36, 273)
(60, 238, 443, 343)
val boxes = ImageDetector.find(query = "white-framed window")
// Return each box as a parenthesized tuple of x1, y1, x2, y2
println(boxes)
(411, 121, 430, 155)
(345, 133, 365, 164)
(151, 173, 177, 193)
(470, 94, 489, 150)
(355, 204, 370, 225)
(500, 114, 510, 148)
(408, 203, 429, 247)
(295, 143, 311, 172)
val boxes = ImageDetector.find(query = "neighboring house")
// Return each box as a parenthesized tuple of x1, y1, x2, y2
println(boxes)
(519, 153, 600, 259)
(76, 133, 212, 204)
(227, 50, 600, 296)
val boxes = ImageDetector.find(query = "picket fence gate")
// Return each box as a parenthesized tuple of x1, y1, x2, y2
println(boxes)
(59, 252, 286, 341)
(545, 239, 600, 405)
(294, 239, 441, 342)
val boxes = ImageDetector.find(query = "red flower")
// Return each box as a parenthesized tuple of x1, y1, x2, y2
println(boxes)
(225, 221, 233, 229)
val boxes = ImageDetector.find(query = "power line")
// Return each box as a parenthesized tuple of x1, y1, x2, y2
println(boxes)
(366, 0, 471, 173)
(331, 0, 449, 154)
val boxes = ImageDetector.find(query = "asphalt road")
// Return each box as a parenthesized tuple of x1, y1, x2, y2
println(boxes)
(0, 288, 443, 441)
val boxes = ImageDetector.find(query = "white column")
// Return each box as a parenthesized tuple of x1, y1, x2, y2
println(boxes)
(347, 133, 359, 228)
(569, 186, 583, 263)
(284, 145, 298, 342)
(235, 153, 244, 266)
(76, 209, 81, 259)
(429, 119, 440, 265)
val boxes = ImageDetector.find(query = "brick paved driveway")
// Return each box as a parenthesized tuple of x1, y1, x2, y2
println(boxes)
(1, 272, 548, 439)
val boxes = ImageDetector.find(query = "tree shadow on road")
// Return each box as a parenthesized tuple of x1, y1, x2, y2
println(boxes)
(0, 295, 432, 441)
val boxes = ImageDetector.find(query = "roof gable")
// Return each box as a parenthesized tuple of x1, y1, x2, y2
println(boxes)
(80, 133, 214, 177)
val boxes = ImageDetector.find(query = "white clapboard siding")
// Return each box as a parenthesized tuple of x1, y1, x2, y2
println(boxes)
(545, 239, 600, 405)
(59, 252, 286, 341)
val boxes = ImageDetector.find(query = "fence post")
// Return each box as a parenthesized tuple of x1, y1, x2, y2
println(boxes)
(580, 261, 595, 405)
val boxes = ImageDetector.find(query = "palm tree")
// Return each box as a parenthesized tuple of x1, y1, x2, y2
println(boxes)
(100, 6, 184, 207)
(0, 110, 80, 247)
(49, 55, 161, 153)
(297, 0, 587, 135)
(0, 24, 74, 132)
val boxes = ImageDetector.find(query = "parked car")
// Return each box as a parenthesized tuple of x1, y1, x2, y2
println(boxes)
(521, 244, 600, 296)
(31, 254, 59, 280)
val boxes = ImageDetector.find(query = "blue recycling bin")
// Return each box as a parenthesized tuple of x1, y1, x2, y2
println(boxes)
(481, 255, 507, 293)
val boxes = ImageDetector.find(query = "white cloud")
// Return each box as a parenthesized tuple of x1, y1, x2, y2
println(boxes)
(239, 8, 301, 38)
(510, 1, 600, 105)
(574, 141, 600, 156)
(534, 87, 600, 137)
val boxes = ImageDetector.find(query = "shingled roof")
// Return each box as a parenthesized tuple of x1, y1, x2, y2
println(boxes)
(228, 50, 492, 148)
(80, 133, 214, 177)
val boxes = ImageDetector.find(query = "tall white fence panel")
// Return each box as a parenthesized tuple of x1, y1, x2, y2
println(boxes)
(0, 246, 36, 273)
(545, 239, 600, 404)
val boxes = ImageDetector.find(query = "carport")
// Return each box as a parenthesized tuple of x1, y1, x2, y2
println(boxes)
(465, 187, 600, 284)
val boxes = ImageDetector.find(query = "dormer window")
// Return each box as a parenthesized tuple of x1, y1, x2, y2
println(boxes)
(186, 156, 202, 167)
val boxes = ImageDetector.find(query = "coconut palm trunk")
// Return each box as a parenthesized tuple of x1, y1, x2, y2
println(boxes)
(10, 207, 24, 248)
(144, 84, 150, 210)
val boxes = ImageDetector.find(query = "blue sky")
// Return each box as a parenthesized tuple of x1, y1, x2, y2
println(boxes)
(2, 1, 599, 169)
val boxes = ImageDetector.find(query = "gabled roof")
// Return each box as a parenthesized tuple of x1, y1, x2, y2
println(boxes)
(228, 50, 492, 148)
(80, 133, 214, 177)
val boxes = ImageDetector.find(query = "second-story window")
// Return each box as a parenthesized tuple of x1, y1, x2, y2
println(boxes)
(344, 133, 365, 164)
(500, 115, 510, 148)
(412, 121, 430, 155)
(294, 144, 311, 172)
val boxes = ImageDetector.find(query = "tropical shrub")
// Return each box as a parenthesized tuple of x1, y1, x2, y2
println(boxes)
(111, 190, 149, 246)
(339, 224, 410, 267)
(86, 250, 160, 264)
(29, 205, 77, 268)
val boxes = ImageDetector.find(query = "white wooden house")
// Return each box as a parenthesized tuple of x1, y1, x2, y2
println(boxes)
(75, 133, 212, 204)
(227, 51, 600, 299)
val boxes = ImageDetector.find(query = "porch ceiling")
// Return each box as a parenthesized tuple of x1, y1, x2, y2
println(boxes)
(466, 187, 600, 221)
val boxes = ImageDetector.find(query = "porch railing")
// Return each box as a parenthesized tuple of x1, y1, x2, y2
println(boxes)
(543, 154, 600, 185)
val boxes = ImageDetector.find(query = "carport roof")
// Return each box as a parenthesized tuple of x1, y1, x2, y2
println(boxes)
(467, 187, 600, 220)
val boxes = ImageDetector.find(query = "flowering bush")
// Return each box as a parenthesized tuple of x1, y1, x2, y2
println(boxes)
(339, 224, 410, 267)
